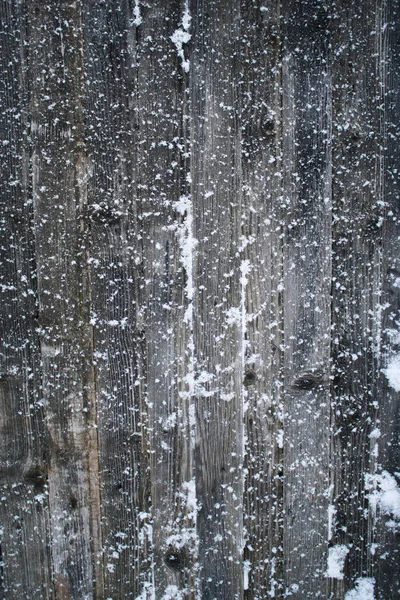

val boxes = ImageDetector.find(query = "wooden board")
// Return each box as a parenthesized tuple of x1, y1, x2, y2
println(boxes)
(0, 0, 398, 598)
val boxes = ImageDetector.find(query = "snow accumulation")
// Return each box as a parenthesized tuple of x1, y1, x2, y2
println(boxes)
(344, 578, 375, 600)
(132, 0, 142, 27)
(365, 470, 400, 526)
(383, 354, 400, 392)
(326, 544, 349, 579)
(161, 586, 183, 600)
(171, 1, 191, 72)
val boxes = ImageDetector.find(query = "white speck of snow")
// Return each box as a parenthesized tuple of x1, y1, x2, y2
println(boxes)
(171, 1, 191, 72)
(182, 0, 191, 31)
(370, 543, 378, 556)
(276, 429, 284, 449)
(243, 560, 251, 590)
(327, 504, 337, 541)
(344, 577, 375, 600)
(226, 306, 241, 326)
(369, 428, 381, 439)
(134, 581, 155, 600)
(325, 544, 349, 579)
(160, 586, 183, 600)
(365, 470, 400, 524)
(132, 0, 142, 26)
(383, 355, 400, 391)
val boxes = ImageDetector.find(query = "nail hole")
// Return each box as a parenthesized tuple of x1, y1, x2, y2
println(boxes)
(243, 369, 257, 387)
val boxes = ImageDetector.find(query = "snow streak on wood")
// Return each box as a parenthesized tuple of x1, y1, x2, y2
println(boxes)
(0, 0, 399, 598)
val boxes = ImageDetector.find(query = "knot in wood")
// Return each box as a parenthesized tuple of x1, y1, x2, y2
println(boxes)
(243, 369, 257, 387)
(293, 370, 323, 390)
(163, 548, 186, 572)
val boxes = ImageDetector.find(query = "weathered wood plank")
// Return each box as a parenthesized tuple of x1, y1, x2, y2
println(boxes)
(239, 1, 284, 597)
(28, 0, 101, 596)
(329, 2, 391, 597)
(281, 1, 332, 597)
(371, 1, 400, 596)
(134, 2, 197, 597)
(0, 1, 52, 597)
(190, 1, 244, 598)
(82, 1, 149, 596)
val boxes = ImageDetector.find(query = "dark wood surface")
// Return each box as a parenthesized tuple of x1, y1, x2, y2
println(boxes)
(0, 0, 399, 598)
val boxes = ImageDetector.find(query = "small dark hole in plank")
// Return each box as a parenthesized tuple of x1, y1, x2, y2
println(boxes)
(243, 369, 257, 387)
(24, 466, 47, 490)
(293, 370, 323, 390)
(164, 549, 186, 572)
(70, 493, 78, 510)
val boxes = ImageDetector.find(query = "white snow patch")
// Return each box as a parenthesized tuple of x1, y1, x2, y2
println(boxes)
(171, 1, 191, 72)
(383, 355, 400, 391)
(344, 577, 375, 600)
(181, 0, 191, 31)
(276, 429, 284, 449)
(369, 428, 381, 439)
(226, 306, 241, 326)
(327, 504, 337, 541)
(326, 544, 349, 579)
(41, 343, 62, 357)
(132, 0, 142, 26)
(194, 370, 217, 397)
(134, 581, 155, 600)
(182, 478, 199, 521)
(243, 560, 251, 590)
(161, 586, 183, 600)
(365, 470, 400, 525)
(173, 195, 197, 320)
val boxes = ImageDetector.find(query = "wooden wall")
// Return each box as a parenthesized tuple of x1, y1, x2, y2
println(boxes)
(0, 0, 399, 598)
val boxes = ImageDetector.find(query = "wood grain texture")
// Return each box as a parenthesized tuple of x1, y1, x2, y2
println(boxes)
(190, 1, 244, 598)
(0, 1, 399, 598)
(29, 0, 98, 597)
(329, 2, 389, 597)
(281, 2, 332, 597)
(240, 1, 284, 597)
(0, 1, 52, 598)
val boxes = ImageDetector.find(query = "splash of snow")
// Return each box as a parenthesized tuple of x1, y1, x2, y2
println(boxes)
(344, 578, 375, 600)
(243, 560, 251, 590)
(383, 354, 400, 391)
(171, 1, 191, 72)
(365, 470, 400, 526)
(325, 544, 349, 579)
(161, 586, 183, 600)
(132, 0, 142, 26)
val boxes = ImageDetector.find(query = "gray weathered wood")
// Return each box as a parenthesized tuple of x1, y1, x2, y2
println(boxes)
(0, 1, 399, 598)
(240, 1, 284, 597)
(281, 2, 332, 596)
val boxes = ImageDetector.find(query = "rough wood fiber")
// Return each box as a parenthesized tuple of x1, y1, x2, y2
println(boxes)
(29, 1, 99, 597)
(0, 1, 52, 598)
(240, 1, 284, 598)
(329, 2, 390, 598)
(0, 1, 399, 599)
(281, 1, 332, 597)
(83, 1, 147, 596)
(190, 1, 244, 598)
(131, 1, 196, 597)
(369, 1, 400, 597)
